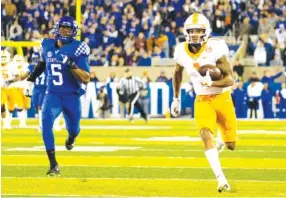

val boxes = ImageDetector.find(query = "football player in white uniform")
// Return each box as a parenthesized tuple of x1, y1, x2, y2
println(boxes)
(10, 54, 31, 127)
(1, 50, 21, 129)
(171, 13, 237, 192)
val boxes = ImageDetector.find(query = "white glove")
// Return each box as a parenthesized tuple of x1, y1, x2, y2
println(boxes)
(200, 70, 213, 87)
(2, 80, 10, 88)
(24, 81, 34, 97)
(171, 98, 180, 117)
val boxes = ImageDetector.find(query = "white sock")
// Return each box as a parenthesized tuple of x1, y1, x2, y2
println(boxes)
(18, 110, 27, 126)
(54, 113, 61, 128)
(38, 110, 42, 127)
(4, 111, 12, 127)
(217, 130, 223, 142)
(205, 148, 227, 183)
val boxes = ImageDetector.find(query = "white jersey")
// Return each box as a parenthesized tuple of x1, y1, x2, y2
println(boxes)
(174, 38, 231, 95)
(1, 63, 16, 88)
(9, 62, 29, 88)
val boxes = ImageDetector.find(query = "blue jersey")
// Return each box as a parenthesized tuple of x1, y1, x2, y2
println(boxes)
(41, 38, 90, 95)
(28, 64, 48, 90)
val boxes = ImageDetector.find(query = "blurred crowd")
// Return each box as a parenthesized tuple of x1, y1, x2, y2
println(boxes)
(1, 0, 286, 67)
(233, 70, 286, 119)
(91, 67, 286, 119)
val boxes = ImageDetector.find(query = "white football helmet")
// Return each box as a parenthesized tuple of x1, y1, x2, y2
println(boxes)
(1, 50, 11, 65)
(183, 13, 211, 45)
(13, 54, 24, 66)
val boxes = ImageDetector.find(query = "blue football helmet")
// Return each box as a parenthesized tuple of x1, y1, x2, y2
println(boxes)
(31, 52, 40, 65)
(54, 16, 78, 44)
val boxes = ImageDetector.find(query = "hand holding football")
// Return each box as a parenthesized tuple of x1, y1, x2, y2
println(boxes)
(198, 65, 222, 81)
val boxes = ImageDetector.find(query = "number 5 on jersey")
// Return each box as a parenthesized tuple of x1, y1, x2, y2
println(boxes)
(51, 64, 63, 86)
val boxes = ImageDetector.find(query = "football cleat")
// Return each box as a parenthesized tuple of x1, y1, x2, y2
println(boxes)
(144, 116, 148, 124)
(129, 116, 134, 123)
(217, 182, 231, 193)
(65, 136, 76, 150)
(46, 165, 60, 176)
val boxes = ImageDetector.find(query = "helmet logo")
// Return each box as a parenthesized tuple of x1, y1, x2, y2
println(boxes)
(47, 51, 53, 58)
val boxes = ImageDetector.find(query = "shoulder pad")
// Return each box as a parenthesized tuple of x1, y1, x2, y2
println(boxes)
(73, 41, 90, 57)
(41, 38, 56, 46)
(41, 38, 56, 50)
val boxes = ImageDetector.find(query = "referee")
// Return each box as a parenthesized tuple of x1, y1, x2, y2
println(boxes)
(119, 69, 148, 123)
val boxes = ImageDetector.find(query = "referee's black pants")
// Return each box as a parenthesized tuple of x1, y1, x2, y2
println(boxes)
(128, 92, 147, 119)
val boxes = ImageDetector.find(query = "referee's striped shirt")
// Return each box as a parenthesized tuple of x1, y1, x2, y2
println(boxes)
(119, 76, 145, 96)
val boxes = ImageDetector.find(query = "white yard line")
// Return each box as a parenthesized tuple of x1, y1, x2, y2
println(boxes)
(12, 125, 172, 130)
(3, 147, 286, 153)
(238, 130, 286, 135)
(2, 155, 284, 160)
(0, 155, 263, 159)
(7, 125, 286, 134)
(3, 164, 286, 170)
(141, 148, 286, 153)
(1, 195, 282, 198)
(1, 195, 185, 198)
(2, 177, 286, 183)
(1, 194, 269, 198)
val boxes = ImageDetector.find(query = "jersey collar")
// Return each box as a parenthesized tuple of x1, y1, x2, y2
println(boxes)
(184, 41, 208, 60)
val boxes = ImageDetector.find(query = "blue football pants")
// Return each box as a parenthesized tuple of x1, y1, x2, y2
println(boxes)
(42, 92, 82, 150)
(32, 88, 46, 108)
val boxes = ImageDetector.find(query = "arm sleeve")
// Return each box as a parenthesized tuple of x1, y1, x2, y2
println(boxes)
(271, 72, 283, 80)
(74, 56, 90, 73)
(26, 61, 46, 82)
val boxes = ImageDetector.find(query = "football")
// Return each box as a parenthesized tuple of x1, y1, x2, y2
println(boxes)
(198, 65, 222, 81)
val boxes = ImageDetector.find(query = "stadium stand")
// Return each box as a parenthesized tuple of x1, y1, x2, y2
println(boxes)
(1, 0, 285, 68)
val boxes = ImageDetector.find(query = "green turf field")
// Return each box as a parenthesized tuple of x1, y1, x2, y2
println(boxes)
(1, 119, 286, 197)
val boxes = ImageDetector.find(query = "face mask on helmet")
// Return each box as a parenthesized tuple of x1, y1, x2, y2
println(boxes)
(31, 53, 40, 65)
(13, 55, 24, 65)
(54, 16, 78, 44)
(183, 13, 211, 47)
(186, 28, 207, 45)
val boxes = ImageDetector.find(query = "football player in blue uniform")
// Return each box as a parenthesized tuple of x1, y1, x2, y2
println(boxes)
(23, 53, 62, 132)
(26, 16, 90, 176)
(25, 52, 48, 131)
